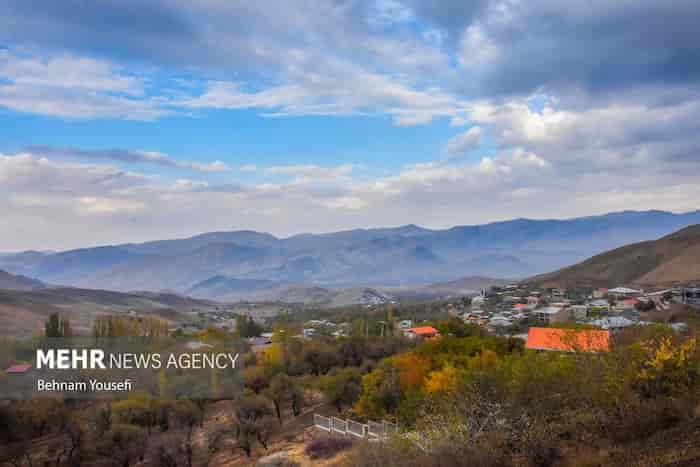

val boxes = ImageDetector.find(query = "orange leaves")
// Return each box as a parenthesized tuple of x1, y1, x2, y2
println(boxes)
(393, 353, 430, 390)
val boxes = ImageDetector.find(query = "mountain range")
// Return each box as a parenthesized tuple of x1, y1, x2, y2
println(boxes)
(1, 209, 700, 300)
(529, 224, 700, 289)
(0, 269, 45, 291)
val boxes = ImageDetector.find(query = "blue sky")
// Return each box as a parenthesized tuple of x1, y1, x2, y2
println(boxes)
(1, 0, 699, 251)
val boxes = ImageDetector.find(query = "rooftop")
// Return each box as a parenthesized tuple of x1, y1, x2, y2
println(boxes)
(406, 326, 439, 336)
(5, 364, 32, 374)
(525, 327, 610, 352)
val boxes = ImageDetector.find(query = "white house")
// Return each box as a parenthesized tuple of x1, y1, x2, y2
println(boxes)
(591, 316, 635, 332)
(570, 305, 588, 321)
(534, 306, 563, 324)
(608, 287, 641, 297)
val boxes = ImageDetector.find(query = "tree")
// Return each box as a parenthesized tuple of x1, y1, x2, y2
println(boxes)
(356, 361, 402, 419)
(235, 315, 263, 338)
(45, 312, 71, 338)
(171, 400, 203, 467)
(424, 364, 459, 395)
(266, 373, 290, 422)
(320, 367, 362, 413)
(243, 365, 270, 394)
(290, 380, 304, 417)
(233, 394, 272, 457)
(99, 424, 147, 467)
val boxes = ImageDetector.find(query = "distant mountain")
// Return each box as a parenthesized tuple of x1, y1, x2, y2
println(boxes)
(528, 224, 700, 288)
(187, 276, 287, 301)
(0, 269, 45, 290)
(427, 276, 511, 293)
(2, 209, 700, 299)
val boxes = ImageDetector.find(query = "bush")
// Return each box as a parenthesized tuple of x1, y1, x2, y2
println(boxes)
(304, 437, 353, 459)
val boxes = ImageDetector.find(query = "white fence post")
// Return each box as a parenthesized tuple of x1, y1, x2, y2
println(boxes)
(312, 413, 396, 440)
(313, 414, 331, 432)
(331, 416, 348, 435)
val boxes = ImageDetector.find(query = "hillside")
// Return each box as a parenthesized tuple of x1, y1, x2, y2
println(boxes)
(0, 269, 44, 290)
(426, 275, 511, 293)
(528, 224, 700, 288)
(0, 287, 220, 338)
(2, 209, 700, 298)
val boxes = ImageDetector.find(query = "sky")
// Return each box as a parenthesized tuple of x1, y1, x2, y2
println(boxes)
(1, 0, 700, 251)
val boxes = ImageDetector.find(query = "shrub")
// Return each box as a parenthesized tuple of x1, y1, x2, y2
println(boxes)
(304, 437, 353, 459)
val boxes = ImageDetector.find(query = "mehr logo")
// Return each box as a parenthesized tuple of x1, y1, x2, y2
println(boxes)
(35, 348, 240, 370)
(36, 349, 107, 369)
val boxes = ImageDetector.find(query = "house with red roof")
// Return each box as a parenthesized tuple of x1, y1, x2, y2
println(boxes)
(5, 364, 32, 374)
(403, 326, 440, 339)
(525, 327, 610, 353)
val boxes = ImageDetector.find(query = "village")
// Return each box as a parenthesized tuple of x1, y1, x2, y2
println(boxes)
(222, 283, 700, 357)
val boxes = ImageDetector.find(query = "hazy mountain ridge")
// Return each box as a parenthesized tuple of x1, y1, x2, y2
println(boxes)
(2, 210, 700, 299)
(528, 224, 700, 288)
(0, 269, 45, 290)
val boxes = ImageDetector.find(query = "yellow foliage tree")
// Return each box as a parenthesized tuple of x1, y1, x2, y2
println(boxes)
(424, 364, 458, 394)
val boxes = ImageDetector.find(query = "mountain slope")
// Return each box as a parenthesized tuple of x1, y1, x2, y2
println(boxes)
(0, 269, 45, 290)
(528, 225, 700, 288)
(0, 286, 219, 338)
(2, 209, 700, 297)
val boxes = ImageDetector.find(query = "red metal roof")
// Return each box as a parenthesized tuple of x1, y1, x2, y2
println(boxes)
(406, 326, 439, 336)
(525, 327, 610, 352)
(6, 364, 32, 374)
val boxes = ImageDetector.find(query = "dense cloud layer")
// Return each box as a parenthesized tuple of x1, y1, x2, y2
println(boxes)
(0, 1, 699, 250)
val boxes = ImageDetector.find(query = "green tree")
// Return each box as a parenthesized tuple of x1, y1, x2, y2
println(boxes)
(320, 367, 362, 414)
(45, 312, 71, 338)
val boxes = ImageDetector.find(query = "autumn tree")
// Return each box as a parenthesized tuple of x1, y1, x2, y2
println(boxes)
(320, 367, 362, 413)
(45, 312, 71, 338)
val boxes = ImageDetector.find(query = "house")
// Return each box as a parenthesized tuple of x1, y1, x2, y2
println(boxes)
(247, 336, 273, 352)
(591, 316, 635, 332)
(5, 364, 32, 374)
(488, 316, 513, 328)
(570, 305, 588, 321)
(525, 327, 610, 353)
(398, 320, 413, 330)
(593, 288, 608, 299)
(589, 299, 611, 312)
(403, 326, 440, 339)
(550, 288, 567, 299)
(614, 298, 639, 312)
(534, 306, 564, 324)
(682, 287, 700, 306)
(608, 287, 641, 297)
(185, 341, 214, 350)
(527, 296, 540, 307)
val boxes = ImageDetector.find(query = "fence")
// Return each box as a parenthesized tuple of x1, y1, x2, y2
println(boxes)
(313, 414, 397, 440)
(313, 414, 331, 432)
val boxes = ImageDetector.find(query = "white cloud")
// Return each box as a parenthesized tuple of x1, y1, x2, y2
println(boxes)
(265, 164, 353, 178)
(458, 24, 500, 69)
(180, 57, 470, 126)
(445, 126, 482, 155)
(1, 145, 699, 252)
(22, 147, 229, 173)
(0, 50, 167, 120)
(368, 0, 415, 27)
